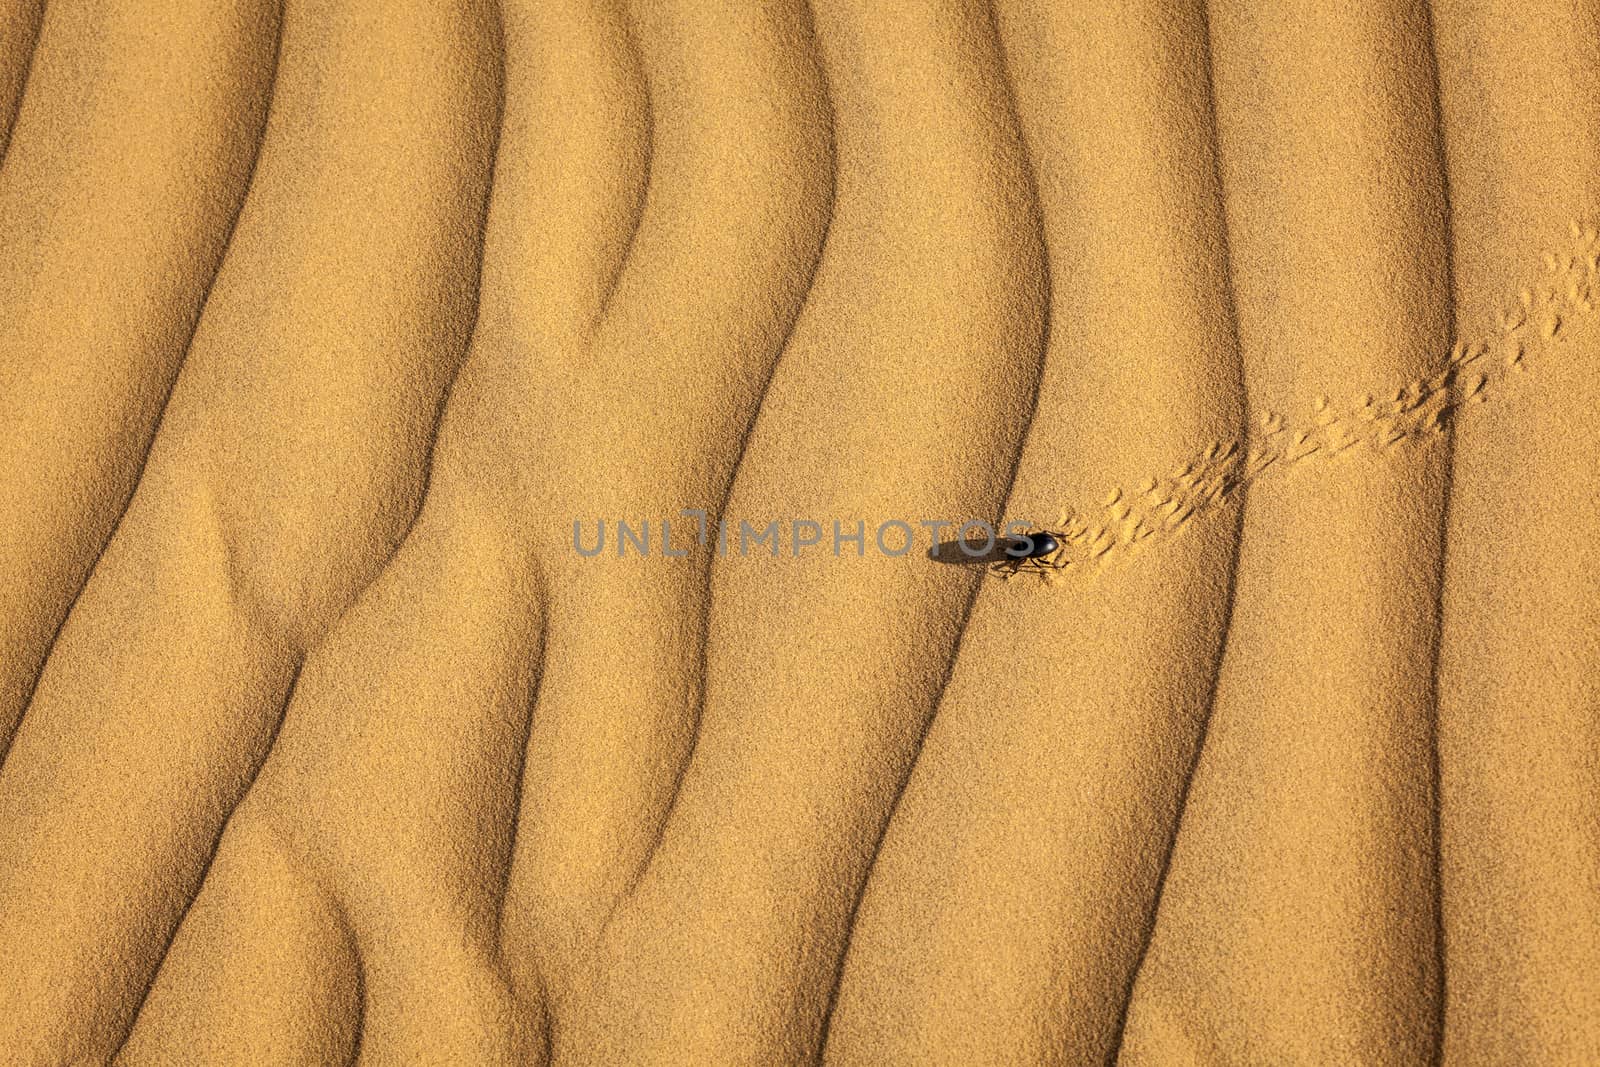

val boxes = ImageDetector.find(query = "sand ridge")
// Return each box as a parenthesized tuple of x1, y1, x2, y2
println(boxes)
(0, 0, 277, 757)
(0, 0, 500, 1059)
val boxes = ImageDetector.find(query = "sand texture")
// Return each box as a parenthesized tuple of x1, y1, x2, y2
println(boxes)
(0, 0, 1597, 1064)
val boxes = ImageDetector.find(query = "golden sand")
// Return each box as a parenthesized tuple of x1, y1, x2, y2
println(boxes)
(997, 224, 1598, 584)
(0, 0, 1597, 1064)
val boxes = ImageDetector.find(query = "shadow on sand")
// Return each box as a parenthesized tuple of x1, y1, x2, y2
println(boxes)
(928, 536, 1027, 566)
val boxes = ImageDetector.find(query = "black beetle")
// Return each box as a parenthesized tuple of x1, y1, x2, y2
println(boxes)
(1003, 531, 1060, 560)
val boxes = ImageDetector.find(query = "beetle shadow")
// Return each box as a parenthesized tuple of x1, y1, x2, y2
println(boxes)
(928, 536, 1024, 566)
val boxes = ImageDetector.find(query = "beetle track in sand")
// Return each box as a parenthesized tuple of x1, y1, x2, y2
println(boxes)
(996, 219, 1598, 585)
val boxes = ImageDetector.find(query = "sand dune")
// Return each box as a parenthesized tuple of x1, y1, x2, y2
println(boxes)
(827, 2, 1242, 1061)
(1118, 2, 1452, 1061)
(0, 0, 275, 757)
(1, 1, 1597, 1064)
(0, 0, 497, 1059)
(1432, 2, 1600, 1060)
